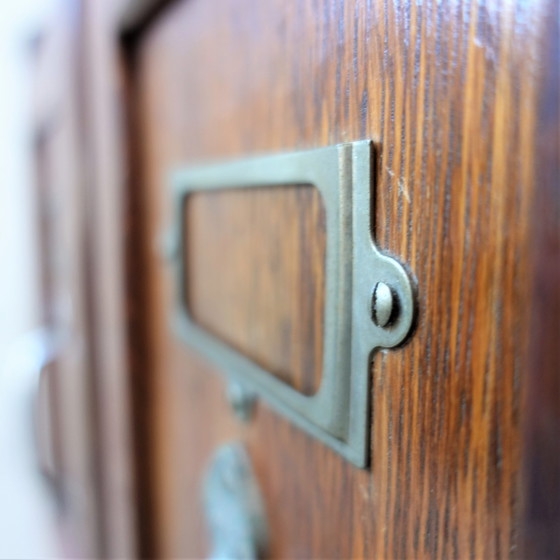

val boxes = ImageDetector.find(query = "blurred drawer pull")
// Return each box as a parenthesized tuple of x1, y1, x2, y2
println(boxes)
(204, 442, 268, 560)
(166, 141, 416, 467)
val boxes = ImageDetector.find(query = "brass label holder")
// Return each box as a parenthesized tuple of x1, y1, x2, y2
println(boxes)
(167, 141, 416, 467)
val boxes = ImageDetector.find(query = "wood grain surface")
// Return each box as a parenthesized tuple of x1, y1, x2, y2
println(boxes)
(185, 186, 325, 394)
(119, 0, 559, 558)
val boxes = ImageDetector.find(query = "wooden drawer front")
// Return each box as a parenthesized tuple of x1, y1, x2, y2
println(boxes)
(118, 0, 559, 558)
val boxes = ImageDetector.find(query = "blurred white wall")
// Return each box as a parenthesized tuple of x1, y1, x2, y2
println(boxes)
(0, 2, 48, 349)
(0, 0, 62, 557)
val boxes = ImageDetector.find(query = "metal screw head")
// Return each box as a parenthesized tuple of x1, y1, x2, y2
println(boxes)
(158, 229, 180, 262)
(372, 282, 397, 327)
(227, 381, 257, 422)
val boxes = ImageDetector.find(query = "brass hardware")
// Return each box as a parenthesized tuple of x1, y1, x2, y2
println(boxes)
(203, 443, 268, 560)
(372, 281, 397, 327)
(227, 381, 257, 423)
(167, 141, 416, 467)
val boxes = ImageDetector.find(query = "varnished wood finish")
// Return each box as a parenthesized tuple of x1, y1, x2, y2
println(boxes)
(118, 0, 559, 558)
(185, 186, 325, 394)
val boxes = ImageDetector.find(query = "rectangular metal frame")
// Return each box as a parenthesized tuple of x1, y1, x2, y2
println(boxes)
(168, 141, 414, 466)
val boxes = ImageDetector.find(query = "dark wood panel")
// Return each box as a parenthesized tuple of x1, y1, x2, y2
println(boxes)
(522, 5, 560, 558)
(120, 0, 559, 557)
(185, 186, 325, 394)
